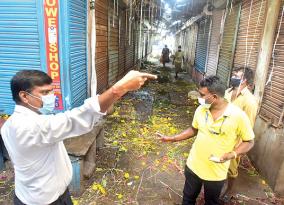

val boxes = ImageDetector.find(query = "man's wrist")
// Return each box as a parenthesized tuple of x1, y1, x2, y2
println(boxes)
(231, 151, 237, 159)
(111, 85, 126, 99)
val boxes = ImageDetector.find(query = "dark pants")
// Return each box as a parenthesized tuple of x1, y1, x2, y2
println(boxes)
(14, 188, 73, 205)
(0, 136, 8, 170)
(182, 166, 225, 205)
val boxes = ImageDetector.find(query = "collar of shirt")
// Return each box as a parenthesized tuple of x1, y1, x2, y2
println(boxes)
(14, 104, 39, 116)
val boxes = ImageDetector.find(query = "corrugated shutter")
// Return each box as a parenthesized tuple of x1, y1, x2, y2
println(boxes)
(118, 9, 126, 78)
(0, 1, 42, 114)
(187, 24, 198, 66)
(216, 4, 241, 86)
(233, 0, 267, 70)
(69, 0, 88, 107)
(96, 0, 108, 93)
(206, 9, 224, 76)
(259, 1, 284, 127)
(125, 16, 135, 72)
(108, 0, 119, 85)
(135, 23, 139, 65)
(194, 17, 211, 73)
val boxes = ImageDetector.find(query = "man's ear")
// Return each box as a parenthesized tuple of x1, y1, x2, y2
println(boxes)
(19, 91, 29, 104)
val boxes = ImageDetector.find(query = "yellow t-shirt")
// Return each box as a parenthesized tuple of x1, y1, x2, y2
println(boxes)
(224, 87, 258, 126)
(186, 104, 255, 181)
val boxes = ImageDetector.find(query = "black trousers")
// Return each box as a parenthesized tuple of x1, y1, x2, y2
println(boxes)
(14, 188, 73, 205)
(182, 166, 225, 205)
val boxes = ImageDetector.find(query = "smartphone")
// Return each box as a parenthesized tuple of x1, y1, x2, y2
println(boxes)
(209, 155, 221, 163)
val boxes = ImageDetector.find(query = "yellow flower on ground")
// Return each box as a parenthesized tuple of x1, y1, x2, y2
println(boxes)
(116, 193, 123, 199)
(124, 172, 130, 179)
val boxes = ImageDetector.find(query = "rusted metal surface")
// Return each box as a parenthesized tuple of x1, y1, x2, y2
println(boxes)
(233, 0, 267, 70)
(118, 8, 126, 78)
(259, 1, 284, 127)
(108, 0, 119, 86)
(96, 0, 109, 93)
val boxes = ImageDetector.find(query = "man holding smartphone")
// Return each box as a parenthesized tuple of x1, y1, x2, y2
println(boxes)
(158, 76, 254, 205)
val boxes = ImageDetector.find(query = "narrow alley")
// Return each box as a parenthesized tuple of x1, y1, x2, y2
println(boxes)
(0, 0, 284, 205)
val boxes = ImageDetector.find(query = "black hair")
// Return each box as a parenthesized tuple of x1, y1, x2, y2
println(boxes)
(11, 70, 52, 103)
(233, 66, 254, 85)
(199, 76, 226, 97)
(178, 45, 181, 49)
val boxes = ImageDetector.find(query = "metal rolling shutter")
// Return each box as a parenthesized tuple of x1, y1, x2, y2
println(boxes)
(108, 0, 119, 85)
(194, 17, 211, 73)
(69, 0, 88, 107)
(0, 1, 42, 114)
(187, 24, 198, 66)
(206, 9, 224, 76)
(233, 0, 267, 70)
(216, 3, 241, 86)
(125, 17, 135, 71)
(259, 1, 284, 127)
(118, 8, 126, 78)
(96, 0, 108, 93)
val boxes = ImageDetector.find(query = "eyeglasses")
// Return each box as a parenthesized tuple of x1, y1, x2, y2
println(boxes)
(205, 111, 227, 135)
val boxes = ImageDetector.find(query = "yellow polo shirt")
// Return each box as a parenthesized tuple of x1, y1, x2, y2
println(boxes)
(186, 104, 254, 181)
(224, 87, 257, 126)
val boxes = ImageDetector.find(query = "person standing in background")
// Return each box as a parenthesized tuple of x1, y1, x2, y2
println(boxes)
(173, 45, 185, 79)
(161, 45, 170, 68)
(221, 67, 258, 200)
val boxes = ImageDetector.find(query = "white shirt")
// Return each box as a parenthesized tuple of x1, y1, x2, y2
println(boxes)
(1, 96, 104, 205)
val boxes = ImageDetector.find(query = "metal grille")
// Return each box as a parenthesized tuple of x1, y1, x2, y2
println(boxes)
(108, 0, 119, 86)
(69, 0, 88, 108)
(233, 0, 267, 70)
(96, 0, 109, 93)
(259, 1, 284, 127)
(206, 9, 224, 76)
(216, 3, 241, 86)
(0, 0, 42, 114)
(194, 17, 211, 73)
(118, 9, 126, 78)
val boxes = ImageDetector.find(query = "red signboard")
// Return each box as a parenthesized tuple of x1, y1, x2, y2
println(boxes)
(43, 0, 64, 110)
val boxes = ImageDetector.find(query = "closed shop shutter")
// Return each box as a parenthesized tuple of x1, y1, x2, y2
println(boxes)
(108, 0, 119, 85)
(125, 15, 135, 71)
(135, 23, 139, 64)
(118, 8, 126, 78)
(233, 0, 267, 70)
(186, 24, 198, 66)
(216, 3, 241, 86)
(206, 9, 224, 76)
(259, 1, 284, 127)
(194, 17, 211, 73)
(0, 1, 43, 114)
(96, 0, 108, 93)
(69, 0, 88, 108)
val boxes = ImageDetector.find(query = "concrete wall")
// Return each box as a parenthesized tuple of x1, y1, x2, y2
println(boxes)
(249, 116, 284, 196)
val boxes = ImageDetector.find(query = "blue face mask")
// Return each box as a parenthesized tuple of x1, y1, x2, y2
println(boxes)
(27, 93, 56, 115)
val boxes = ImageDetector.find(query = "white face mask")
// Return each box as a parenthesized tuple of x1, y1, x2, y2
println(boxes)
(198, 95, 215, 108)
(27, 93, 56, 115)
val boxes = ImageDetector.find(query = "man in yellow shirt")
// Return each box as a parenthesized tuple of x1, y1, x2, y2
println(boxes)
(222, 67, 258, 198)
(158, 76, 254, 205)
